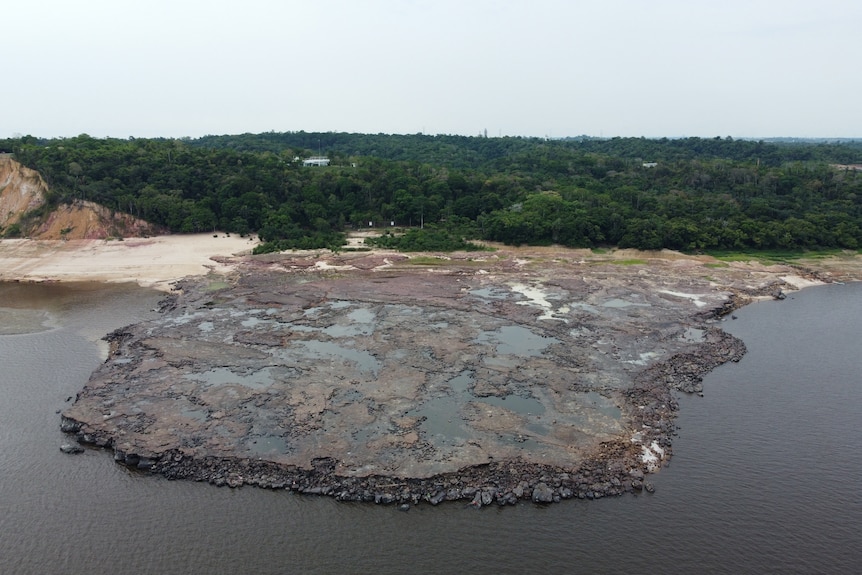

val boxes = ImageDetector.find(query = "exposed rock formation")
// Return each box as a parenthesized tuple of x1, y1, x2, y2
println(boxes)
(0, 156, 160, 239)
(0, 156, 47, 231)
(61, 251, 754, 506)
(29, 199, 162, 240)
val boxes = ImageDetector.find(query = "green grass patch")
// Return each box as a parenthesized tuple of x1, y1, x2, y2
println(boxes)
(704, 262, 729, 268)
(707, 248, 845, 265)
(610, 258, 648, 265)
(205, 280, 231, 291)
(405, 256, 451, 266)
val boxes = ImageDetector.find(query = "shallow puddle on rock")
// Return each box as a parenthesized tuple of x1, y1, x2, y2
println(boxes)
(292, 341, 380, 375)
(446, 372, 472, 394)
(302, 306, 323, 317)
(180, 406, 209, 421)
(476, 325, 560, 356)
(583, 391, 622, 419)
(601, 298, 652, 309)
(411, 398, 471, 441)
(185, 367, 275, 390)
(469, 287, 510, 300)
(322, 322, 374, 337)
(568, 302, 600, 314)
(408, 372, 474, 441)
(410, 371, 554, 445)
(346, 307, 375, 324)
(681, 327, 705, 342)
(476, 393, 546, 416)
(248, 435, 287, 455)
(240, 316, 270, 328)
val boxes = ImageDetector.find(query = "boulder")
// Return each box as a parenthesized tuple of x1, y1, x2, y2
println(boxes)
(531, 482, 555, 503)
(429, 490, 446, 506)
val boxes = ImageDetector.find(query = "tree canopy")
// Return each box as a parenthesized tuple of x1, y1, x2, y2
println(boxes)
(2, 132, 861, 252)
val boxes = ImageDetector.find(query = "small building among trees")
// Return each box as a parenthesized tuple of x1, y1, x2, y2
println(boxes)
(302, 156, 330, 167)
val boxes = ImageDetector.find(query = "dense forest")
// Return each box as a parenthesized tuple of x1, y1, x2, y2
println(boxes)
(2, 132, 861, 253)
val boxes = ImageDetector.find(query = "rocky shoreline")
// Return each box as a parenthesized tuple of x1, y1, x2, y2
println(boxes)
(59, 247, 763, 507)
(61, 328, 745, 507)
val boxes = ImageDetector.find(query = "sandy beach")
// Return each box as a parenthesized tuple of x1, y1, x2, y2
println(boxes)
(0, 234, 256, 290)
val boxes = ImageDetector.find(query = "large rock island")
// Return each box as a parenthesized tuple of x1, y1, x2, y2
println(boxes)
(58, 244, 850, 506)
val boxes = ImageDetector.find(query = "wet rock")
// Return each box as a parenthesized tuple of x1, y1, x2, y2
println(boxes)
(499, 492, 519, 505)
(429, 490, 446, 506)
(375, 492, 396, 505)
(60, 443, 84, 454)
(531, 483, 554, 503)
(469, 492, 483, 508)
(137, 457, 155, 470)
(58, 251, 763, 507)
(60, 418, 81, 433)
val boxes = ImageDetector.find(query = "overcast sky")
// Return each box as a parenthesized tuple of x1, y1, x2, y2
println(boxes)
(3, 0, 860, 140)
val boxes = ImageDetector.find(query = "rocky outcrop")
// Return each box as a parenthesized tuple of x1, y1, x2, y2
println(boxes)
(0, 156, 47, 231)
(29, 199, 162, 240)
(635, 329, 746, 395)
(60, 252, 760, 507)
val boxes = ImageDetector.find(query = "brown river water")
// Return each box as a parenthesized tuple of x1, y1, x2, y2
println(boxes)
(1, 280, 860, 574)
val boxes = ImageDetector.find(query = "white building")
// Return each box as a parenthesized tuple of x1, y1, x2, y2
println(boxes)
(302, 156, 330, 167)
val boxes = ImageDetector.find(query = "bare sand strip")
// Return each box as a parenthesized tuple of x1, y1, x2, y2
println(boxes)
(0, 234, 256, 290)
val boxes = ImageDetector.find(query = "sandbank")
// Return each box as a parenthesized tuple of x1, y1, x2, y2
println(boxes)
(0, 234, 256, 291)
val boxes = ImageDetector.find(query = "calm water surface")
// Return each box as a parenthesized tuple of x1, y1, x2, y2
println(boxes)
(1, 281, 860, 574)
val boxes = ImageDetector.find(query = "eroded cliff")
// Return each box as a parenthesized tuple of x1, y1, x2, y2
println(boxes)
(0, 156, 160, 239)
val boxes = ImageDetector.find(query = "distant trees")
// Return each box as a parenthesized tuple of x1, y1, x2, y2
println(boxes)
(365, 227, 487, 252)
(2, 132, 861, 252)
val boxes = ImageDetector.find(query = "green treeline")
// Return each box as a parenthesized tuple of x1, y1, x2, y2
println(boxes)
(365, 226, 488, 252)
(2, 132, 861, 252)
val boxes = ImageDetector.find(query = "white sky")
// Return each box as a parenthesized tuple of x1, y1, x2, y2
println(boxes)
(3, 0, 860, 139)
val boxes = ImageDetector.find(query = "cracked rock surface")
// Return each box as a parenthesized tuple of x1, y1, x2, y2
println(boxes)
(64, 247, 822, 504)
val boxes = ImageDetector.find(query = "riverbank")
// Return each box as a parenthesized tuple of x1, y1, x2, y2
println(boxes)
(0, 234, 255, 291)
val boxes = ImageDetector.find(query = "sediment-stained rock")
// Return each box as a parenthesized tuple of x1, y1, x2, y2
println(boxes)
(62, 249, 762, 505)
